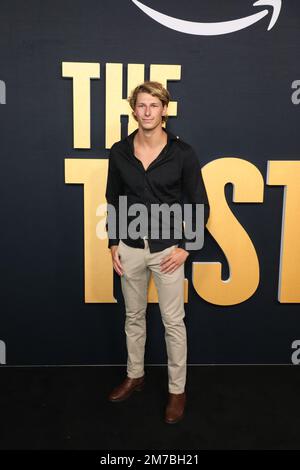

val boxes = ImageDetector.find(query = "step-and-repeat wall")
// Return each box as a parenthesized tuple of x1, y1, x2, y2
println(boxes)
(1, 0, 300, 365)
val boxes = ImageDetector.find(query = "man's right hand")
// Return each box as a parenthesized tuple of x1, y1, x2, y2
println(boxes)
(110, 245, 124, 276)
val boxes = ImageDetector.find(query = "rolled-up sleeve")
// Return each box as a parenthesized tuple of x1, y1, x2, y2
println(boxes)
(105, 145, 124, 248)
(178, 147, 209, 253)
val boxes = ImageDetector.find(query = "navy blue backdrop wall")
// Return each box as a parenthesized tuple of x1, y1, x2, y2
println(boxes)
(1, 0, 299, 365)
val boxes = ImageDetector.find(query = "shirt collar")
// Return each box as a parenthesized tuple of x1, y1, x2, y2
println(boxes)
(126, 126, 178, 153)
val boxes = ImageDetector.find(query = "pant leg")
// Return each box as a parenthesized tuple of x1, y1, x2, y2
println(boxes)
(146, 243, 187, 394)
(118, 240, 151, 378)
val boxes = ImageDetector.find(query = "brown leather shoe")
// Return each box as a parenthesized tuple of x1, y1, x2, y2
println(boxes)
(164, 391, 186, 424)
(108, 375, 145, 402)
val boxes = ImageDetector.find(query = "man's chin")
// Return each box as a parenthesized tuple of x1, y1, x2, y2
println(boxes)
(140, 121, 160, 131)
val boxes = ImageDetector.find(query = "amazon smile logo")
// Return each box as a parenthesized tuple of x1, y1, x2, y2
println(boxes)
(131, 0, 282, 35)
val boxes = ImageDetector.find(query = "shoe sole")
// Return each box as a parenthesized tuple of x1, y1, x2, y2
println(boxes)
(164, 412, 185, 424)
(108, 383, 144, 402)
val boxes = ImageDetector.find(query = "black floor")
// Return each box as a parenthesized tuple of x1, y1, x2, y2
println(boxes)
(0, 365, 299, 450)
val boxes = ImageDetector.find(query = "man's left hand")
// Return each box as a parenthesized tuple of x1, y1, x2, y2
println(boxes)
(160, 247, 189, 274)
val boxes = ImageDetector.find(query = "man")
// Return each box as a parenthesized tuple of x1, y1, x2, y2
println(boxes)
(105, 81, 209, 424)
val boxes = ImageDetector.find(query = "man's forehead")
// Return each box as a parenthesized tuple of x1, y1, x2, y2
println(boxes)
(136, 92, 162, 104)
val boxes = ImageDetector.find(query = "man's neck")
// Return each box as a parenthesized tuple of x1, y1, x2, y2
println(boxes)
(134, 124, 167, 149)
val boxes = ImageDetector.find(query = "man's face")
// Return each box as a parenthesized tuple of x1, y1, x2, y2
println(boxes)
(133, 92, 167, 131)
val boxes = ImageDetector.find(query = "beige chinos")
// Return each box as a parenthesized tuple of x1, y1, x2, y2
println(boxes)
(117, 237, 187, 394)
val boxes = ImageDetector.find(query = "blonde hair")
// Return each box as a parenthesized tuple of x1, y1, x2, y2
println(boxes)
(127, 81, 170, 123)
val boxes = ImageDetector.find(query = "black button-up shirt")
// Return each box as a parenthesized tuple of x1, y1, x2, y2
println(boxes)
(105, 126, 209, 253)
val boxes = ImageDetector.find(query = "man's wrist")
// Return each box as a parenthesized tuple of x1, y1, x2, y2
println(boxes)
(108, 240, 119, 248)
